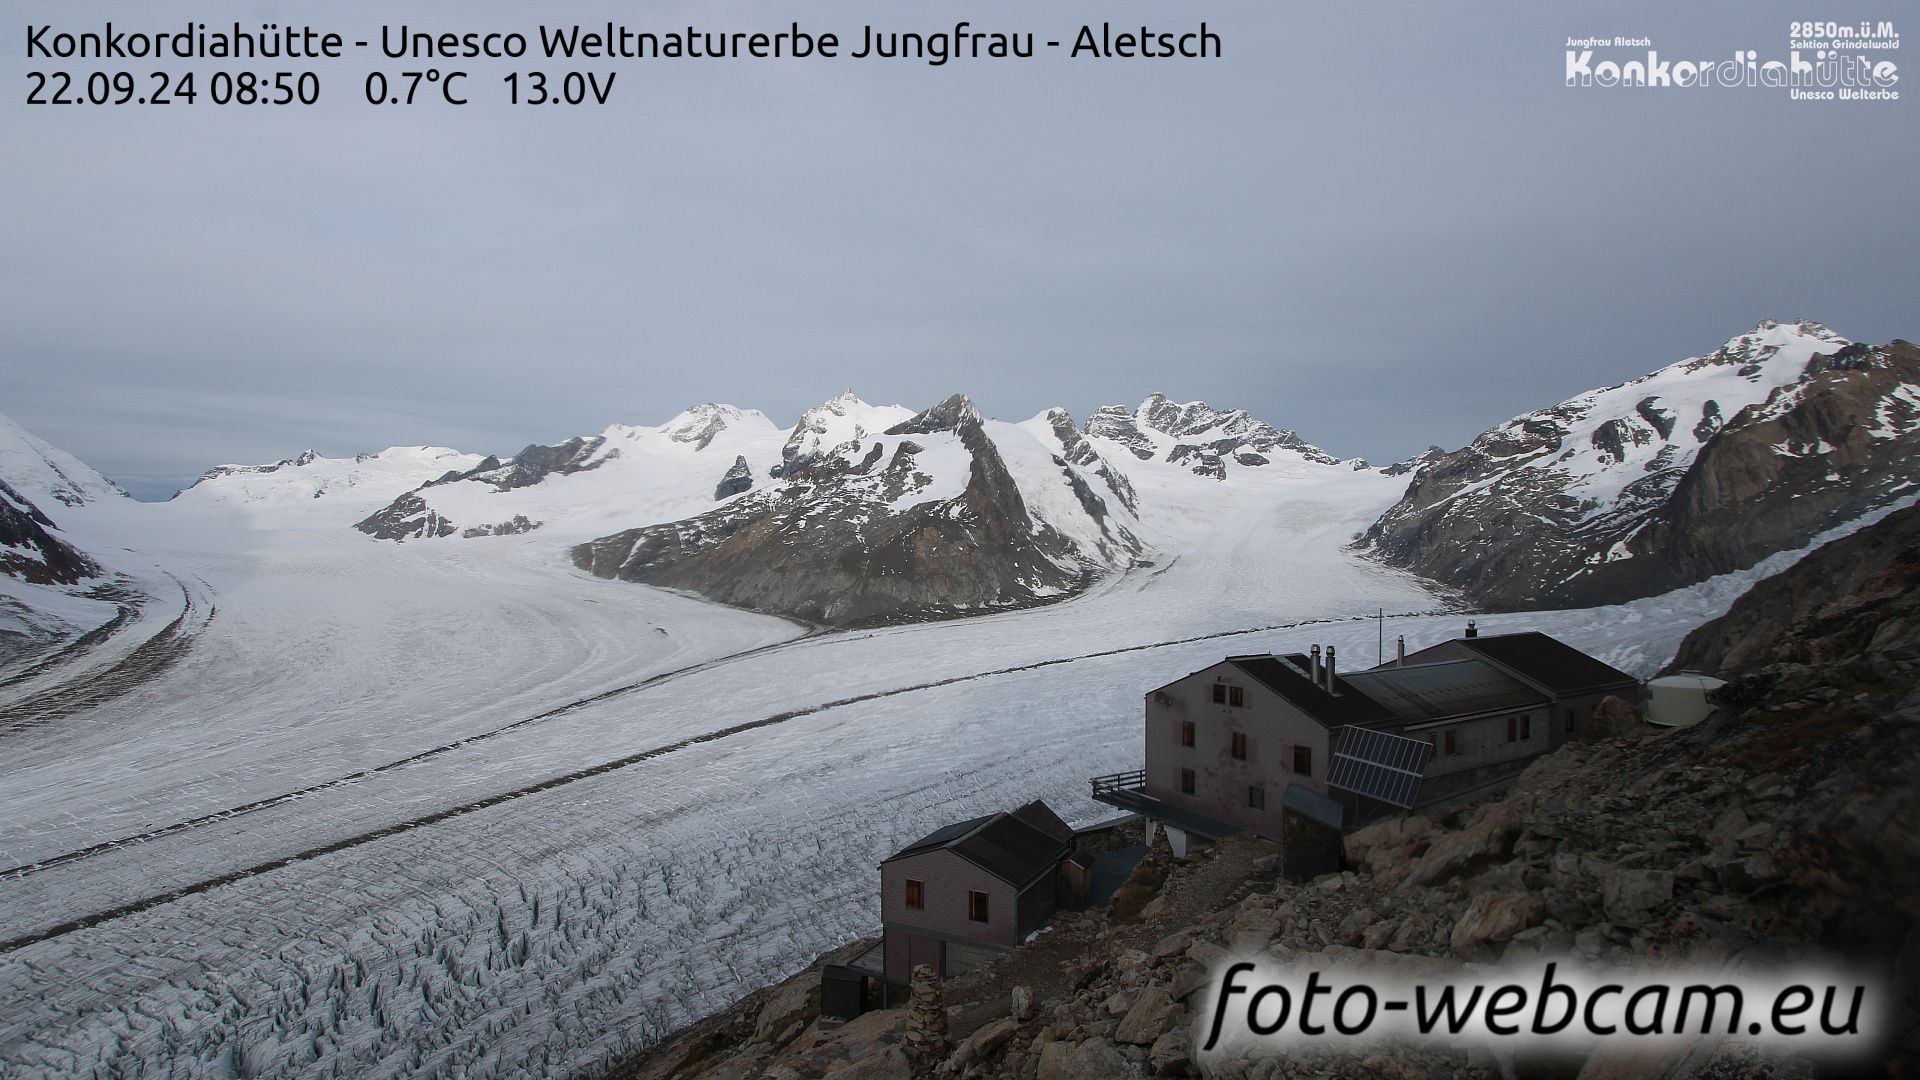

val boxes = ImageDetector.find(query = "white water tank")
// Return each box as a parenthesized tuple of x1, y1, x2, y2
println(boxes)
(1646, 673, 1726, 728)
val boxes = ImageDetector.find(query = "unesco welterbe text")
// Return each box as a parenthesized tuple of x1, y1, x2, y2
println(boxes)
(26, 20, 1224, 65)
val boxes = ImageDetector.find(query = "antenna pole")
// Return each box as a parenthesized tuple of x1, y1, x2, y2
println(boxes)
(1377, 608, 1383, 666)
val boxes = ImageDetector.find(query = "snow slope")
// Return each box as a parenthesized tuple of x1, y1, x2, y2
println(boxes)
(175, 446, 486, 519)
(0, 413, 127, 509)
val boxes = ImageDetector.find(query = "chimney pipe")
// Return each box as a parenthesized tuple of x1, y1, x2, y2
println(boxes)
(1465, 620, 1478, 639)
(1309, 644, 1322, 684)
(1324, 646, 1337, 692)
(1396, 635, 1406, 666)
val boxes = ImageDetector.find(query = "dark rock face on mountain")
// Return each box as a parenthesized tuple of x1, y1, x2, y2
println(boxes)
(1666, 501, 1920, 679)
(665, 403, 738, 451)
(1086, 394, 1342, 478)
(1382, 445, 1447, 477)
(885, 393, 980, 437)
(1359, 323, 1920, 610)
(355, 493, 458, 541)
(714, 456, 755, 500)
(440, 436, 610, 493)
(0, 480, 97, 585)
(459, 515, 540, 539)
(1045, 410, 1138, 514)
(572, 397, 1125, 628)
(352, 437, 614, 539)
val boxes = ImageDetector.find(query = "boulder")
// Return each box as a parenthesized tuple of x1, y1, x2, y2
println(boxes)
(1389, 911, 1441, 952)
(753, 975, 819, 1043)
(1449, 891, 1546, 957)
(1036, 1038, 1140, 1080)
(823, 1046, 913, 1080)
(1168, 963, 1211, 1003)
(1036, 1040, 1077, 1078)
(1114, 988, 1176, 1046)
(1405, 807, 1517, 887)
(947, 1018, 1018, 1070)
(1148, 1027, 1191, 1075)
(1342, 815, 1433, 869)
(1595, 866, 1675, 926)
(1150, 930, 1195, 961)
(1587, 695, 1645, 740)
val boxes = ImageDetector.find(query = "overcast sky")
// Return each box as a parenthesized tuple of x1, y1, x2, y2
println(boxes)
(4, 0, 1914, 499)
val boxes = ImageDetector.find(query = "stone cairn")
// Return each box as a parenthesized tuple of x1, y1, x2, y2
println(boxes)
(902, 963, 949, 1072)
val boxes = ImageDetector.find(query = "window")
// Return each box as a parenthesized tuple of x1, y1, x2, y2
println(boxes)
(1211, 684, 1227, 704)
(1248, 784, 1265, 810)
(1180, 768, 1196, 795)
(967, 890, 989, 923)
(1565, 709, 1576, 734)
(1444, 729, 1457, 755)
(1520, 715, 1532, 741)
(905, 879, 924, 911)
(1230, 732, 1247, 760)
(1228, 685, 1245, 707)
(1507, 716, 1518, 743)
(1292, 746, 1312, 777)
(1179, 721, 1195, 748)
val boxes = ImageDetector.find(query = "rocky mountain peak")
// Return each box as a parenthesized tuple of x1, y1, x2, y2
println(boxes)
(661, 403, 753, 450)
(1084, 395, 1340, 477)
(885, 394, 982, 437)
(1360, 325, 1919, 611)
(774, 392, 910, 479)
(1695, 319, 1850, 376)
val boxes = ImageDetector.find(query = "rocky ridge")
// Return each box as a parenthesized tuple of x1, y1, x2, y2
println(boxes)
(1359, 322, 1920, 610)
(0, 479, 98, 585)
(1085, 394, 1346, 479)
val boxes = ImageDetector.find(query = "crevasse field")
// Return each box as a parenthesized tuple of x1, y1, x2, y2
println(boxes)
(0, 420, 1851, 1079)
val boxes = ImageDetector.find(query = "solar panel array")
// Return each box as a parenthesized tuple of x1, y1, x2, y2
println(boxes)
(1327, 727, 1433, 808)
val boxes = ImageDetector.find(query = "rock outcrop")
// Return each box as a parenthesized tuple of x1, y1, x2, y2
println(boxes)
(713, 456, 754, 501)
(1665, 500, 1920, 679)
(0, 479, 98, 585)
(355, 492, 458, 541)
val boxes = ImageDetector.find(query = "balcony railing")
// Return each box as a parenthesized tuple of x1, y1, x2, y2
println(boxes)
(1089, 768, 1146, 798)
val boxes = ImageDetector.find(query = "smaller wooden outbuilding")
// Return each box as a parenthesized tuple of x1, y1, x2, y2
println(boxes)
(878, 800, 1075, 984)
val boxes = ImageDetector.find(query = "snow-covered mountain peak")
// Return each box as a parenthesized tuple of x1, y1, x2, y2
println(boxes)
(775, 392, 914, 478)
(1360, 323, 1919, 612)
(0, 412, 128, 508)
(658, 403, 774, 450)
(1684, 318, 1849, 378)
(1084, 394, 1341, 478)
